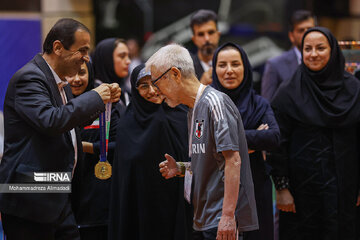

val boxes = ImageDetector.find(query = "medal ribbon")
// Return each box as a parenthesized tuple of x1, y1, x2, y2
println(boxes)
(99, 102, 112, 162)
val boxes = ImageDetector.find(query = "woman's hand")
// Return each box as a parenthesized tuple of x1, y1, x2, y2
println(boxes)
(82, 141, 94, 154)
(248, 124, 269, 154)
(257, 123, 269, 130)
(276, 188, 296, 213)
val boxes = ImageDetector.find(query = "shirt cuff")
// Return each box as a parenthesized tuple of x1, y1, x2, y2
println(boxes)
(272, 176, 290, 190)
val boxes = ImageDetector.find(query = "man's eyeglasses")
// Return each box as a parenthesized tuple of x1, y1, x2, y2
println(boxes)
(151, 67, 172, 89)
(151, 67, 181, 89)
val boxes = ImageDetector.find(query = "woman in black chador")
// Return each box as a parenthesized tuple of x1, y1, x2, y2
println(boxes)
(268, 27, 360, 240)
(108, 64, 190, 240)
(211, 42, 280, 240)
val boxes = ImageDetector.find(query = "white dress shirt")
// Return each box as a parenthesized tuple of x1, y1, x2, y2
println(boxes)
(46, 62, 78, 171)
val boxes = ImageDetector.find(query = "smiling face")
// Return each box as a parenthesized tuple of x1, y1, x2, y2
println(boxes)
(58, 29, 91, 78)
(137, 75, 164, 104)
(215, 48, 244, 90)
(67, 62, 89, 96)
(303, 31, 331, 72)
(113, 42, 131, 78)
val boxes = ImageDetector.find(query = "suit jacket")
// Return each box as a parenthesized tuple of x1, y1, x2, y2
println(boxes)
(190, 52, 204, 80)
(0, 54, 104, 223)
(261, 47, 299, 101)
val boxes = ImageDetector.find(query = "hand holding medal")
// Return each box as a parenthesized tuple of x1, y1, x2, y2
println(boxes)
(95, 102, 112, 180)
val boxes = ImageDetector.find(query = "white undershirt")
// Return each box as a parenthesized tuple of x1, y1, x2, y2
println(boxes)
(46, 61, 78, 171)
(200, 60, 212, 72)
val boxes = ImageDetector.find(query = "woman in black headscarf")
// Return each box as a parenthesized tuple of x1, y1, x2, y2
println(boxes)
(268, 27, 360, 240)
(212, 42, 280, 240)
(92, 38, 131, 113)
(108, 64, 190, 240)
(69, 62, 120, 240)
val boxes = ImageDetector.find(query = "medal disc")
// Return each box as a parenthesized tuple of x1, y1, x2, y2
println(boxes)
(95, 161, 112, 180)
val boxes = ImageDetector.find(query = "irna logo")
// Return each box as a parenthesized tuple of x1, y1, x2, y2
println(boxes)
(34, 172, 71, 182)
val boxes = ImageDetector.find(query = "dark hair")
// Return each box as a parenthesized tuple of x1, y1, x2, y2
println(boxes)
(220, 45, 239, 53)
(43, 18, 90, 54)
(114, 38, 126, 48)
(190, 9, 218, 34)
(288, 10, 315, 32)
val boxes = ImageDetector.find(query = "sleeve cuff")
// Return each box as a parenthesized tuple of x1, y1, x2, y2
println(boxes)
(272, 176, 290, 190)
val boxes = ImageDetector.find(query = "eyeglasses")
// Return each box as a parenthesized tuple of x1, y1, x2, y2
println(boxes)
(151, 67, 181, 89)
(151, 67, 172, 89)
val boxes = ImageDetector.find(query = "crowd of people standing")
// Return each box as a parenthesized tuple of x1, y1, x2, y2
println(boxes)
(0, 7, 359, 240)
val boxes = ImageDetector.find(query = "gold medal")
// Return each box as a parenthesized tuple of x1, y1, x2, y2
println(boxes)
(95, 161, 112, 180)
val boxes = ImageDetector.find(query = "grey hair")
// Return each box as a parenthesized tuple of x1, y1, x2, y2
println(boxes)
(145, 43, 195, 78)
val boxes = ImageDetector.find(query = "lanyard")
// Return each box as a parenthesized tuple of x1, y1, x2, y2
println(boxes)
(188, 84, 205, 157)
(99, 102, 112, 162)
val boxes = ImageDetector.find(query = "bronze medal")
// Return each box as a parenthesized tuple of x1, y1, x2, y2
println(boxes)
(95, 161, 112, 180)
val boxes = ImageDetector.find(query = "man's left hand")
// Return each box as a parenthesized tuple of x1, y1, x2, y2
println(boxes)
(217, 215, 236, 240)
(356, 191, 360, 207)
(109, 83, 121, 103)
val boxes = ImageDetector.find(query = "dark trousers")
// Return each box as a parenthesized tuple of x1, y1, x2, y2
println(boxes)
(193, 228, 243, 240)
(193, 228, 218, 240)
(79, 226, 107, 240)
(1, 200, 79, 240)
(243, 176, 274, 240)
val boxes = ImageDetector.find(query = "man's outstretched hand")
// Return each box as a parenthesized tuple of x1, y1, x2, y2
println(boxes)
(159, 154, 180, 179)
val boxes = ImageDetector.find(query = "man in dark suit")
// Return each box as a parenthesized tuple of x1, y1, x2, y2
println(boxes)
(0, 18, 120, 239)
(190, 9, 220, 85)
(261, 10, 315, 101)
